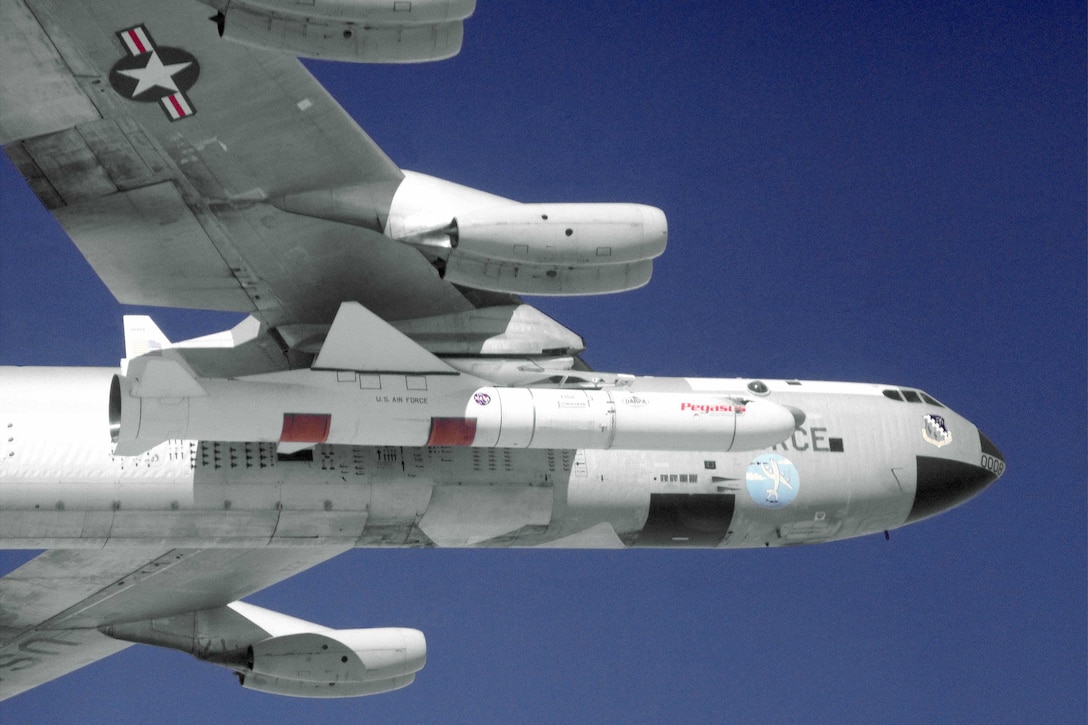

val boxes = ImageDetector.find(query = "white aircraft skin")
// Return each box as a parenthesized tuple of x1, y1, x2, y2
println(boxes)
(0, 0, 1006, 703)
(0, 365, 1003, 552)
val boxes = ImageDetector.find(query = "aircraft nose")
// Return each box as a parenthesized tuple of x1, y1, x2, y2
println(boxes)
(977, 429, 1006, 478)
(906, 427, 1005, 524)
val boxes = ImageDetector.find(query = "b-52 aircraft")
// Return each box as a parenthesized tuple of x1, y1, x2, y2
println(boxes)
(0, 0, 1004, 701)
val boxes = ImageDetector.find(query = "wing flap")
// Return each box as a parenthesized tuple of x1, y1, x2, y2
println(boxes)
(9, 118, 178, 209)
(16, 126, 118, 206)
(53, 181, 254, 310)
(0, 0, 100, 144)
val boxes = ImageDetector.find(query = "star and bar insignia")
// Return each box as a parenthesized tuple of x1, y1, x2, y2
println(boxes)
(109, 25, 200, 121)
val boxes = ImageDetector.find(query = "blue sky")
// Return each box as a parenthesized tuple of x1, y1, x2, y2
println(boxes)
(1, 1, 1085, 722)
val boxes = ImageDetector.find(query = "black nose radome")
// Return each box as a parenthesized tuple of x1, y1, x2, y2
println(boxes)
(906, 430, 1004, 524)
(978, 429, 1006, 476)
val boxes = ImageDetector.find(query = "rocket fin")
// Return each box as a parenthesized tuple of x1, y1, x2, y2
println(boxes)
(313, 302, 455, 374)
(123, 315, 171, 360)
(128, 357, 207, 398)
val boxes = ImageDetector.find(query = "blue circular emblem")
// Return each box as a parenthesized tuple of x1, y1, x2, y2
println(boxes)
(746, 454, 800, 509)
(473, 392, 492, 406)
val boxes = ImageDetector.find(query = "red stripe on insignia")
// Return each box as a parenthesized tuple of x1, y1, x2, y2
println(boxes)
(427, 417, 478, 446)
(127, 28, 146, 54)
(168, 94, 186, 117)
(280, 413, 331, 443)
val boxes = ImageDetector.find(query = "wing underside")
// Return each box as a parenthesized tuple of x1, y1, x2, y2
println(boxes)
(1, 0, 486, 331)
(0, 546, 349, 700)
(0, 0, 592, 702)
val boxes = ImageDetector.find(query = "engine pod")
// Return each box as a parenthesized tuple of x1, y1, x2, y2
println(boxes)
(239, 673, 416, 698)
(441, 203, 667, 295)
(249, 628, 426, 683)
(221, 0, 477, 23)
(451, 203, 667, 266)
(216, 1, 471, 62)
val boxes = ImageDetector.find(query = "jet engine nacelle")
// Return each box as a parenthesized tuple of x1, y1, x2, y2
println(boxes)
(450, 204, 667, 267)
(276, 172, 669, 295)
(436, 203, 667, 295)
(102, 600, 426, 699)
(381, 172, 669, 295)
(219, 0, 477, 23)
(207, 0, 475, 63)
(239, 672, 416, 698)
(248, 628, 427, 684)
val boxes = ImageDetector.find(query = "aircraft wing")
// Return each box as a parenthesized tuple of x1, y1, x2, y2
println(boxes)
(0, 546, 350, 700)
(0, 0, 490, 336)
(0, 0, 614, 700)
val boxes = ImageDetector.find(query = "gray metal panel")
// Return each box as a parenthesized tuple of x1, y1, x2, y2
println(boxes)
(419, 485, 553, 547)
(213, 201, 475, 325)
(21, 0, 403, 195)
(18, 127, 117, 205)
(0, 0, 100, 144)
(10, 117, 178, 205)
(53, 181, 254, 310)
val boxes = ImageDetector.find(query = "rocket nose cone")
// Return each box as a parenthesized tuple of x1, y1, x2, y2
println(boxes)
(784, 406, 806, 429)
(731, 398, 800, 451)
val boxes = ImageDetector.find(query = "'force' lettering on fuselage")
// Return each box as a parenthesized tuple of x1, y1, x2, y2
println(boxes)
(772, 426, 844, 453)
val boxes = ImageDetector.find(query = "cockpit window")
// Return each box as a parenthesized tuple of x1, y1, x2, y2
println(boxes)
(884, 388, 944, 406)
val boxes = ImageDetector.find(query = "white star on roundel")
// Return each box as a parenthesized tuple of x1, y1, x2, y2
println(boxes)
(116, 51, 192, 97)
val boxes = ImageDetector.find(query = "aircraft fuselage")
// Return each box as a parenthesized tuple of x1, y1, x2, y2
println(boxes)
(0, 367, 1003, 550)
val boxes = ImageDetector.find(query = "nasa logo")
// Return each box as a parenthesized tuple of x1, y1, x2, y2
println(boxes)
(109, 25, 200, 121)
(922, 414, 952, 448)
(746, 453, 800, 508)
(473, 392, 492, 406)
